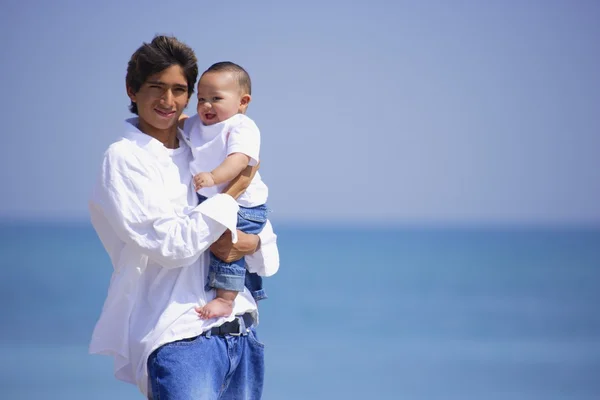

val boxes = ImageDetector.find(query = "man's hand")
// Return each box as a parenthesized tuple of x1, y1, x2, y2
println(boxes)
(211, 230, 260, 263)
(177, 113, 189, 130)
(194, 172, 215, 191)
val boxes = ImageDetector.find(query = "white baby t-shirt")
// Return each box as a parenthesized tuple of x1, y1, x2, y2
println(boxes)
(183, 113, 269, 208)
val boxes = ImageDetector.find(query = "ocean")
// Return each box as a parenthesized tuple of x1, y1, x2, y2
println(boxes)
(1, 222, 599, 399)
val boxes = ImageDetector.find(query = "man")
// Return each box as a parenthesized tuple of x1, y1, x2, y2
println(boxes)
(89, 35, 279, 399)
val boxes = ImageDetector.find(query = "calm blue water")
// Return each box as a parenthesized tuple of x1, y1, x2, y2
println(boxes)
(1, 222, 599, 399)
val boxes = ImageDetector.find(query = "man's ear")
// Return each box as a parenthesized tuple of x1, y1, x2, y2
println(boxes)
(126, 85, 137, 103)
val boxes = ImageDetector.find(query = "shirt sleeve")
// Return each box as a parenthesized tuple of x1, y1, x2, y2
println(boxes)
(90, 146, 239, 269)
(245, 220, 279, 277)
(227, 116, 260, 166)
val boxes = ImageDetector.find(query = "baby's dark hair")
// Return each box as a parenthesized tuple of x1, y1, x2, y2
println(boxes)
(203, 61, 251, 95)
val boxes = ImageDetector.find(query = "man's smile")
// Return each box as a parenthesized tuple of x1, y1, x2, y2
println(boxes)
(155, 108, 176, 118)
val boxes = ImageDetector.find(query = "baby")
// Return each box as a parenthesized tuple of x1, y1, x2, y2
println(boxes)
(182, 62, 270, 319)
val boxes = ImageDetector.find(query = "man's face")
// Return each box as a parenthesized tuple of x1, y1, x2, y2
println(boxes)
(196, 71, 245, 125)
(127, 64, 189, 132)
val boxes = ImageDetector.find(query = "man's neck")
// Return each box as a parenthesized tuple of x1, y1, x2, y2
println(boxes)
(138, 120, 179, 149)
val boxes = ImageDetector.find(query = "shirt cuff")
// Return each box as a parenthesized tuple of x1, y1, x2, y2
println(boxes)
(195, 193, 240, 243)
(245, 220, 279, 276)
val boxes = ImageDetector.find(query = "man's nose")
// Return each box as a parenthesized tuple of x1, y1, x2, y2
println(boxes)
(160, 89, 174, 105)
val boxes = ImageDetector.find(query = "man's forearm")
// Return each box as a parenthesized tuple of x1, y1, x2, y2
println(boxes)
(235, 231, 261, 256)
(211, 153, 250, 185)
(94, 188, 238, 269)
(210, 230, 260, 263)
(222, 163, 258, 199)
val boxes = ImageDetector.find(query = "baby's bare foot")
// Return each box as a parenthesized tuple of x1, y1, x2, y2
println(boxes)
(196, 298, 234, 320)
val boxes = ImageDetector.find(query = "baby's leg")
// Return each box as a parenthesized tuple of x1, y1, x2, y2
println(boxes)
(197, 289, 238, 319)
(199, 254, 245, 319)
(198, 205, 268, 319)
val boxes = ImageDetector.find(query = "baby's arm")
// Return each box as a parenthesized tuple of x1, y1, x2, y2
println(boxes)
(194, 153, 250, 190)
(211, 153, 250, 184)
(222, 163, 258, 199)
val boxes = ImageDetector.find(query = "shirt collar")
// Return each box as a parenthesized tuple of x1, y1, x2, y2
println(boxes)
(124, 117, 189, 163)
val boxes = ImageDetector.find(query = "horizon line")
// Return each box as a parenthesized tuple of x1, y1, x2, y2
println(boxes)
(1, 216, 599, 231)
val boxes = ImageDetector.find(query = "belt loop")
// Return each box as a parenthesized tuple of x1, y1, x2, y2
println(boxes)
(238, 315, 248, 336)
(242, 313, 254, 331)
(205, 329, 212, 338)
(229, 315, 245, 337)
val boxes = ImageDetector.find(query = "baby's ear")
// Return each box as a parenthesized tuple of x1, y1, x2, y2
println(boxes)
(240, 94, 252, 108)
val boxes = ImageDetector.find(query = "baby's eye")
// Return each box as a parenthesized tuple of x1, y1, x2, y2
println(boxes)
(212, 97, 222, 102)
(198, 97, 206, 102)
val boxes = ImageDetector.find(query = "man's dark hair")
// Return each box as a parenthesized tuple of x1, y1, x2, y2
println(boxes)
(204, 61, 252, 95)
(126, 35, 198, 114)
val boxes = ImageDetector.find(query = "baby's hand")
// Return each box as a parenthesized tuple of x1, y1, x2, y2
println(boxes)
(194, 172, 215, 190)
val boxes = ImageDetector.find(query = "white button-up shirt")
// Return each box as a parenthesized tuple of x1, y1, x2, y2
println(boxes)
(88, 119, 279, 396)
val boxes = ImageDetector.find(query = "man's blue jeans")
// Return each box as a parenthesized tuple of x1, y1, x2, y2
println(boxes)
(147, 327, 265, 399)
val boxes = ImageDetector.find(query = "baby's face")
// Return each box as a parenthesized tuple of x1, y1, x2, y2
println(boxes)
(196, 71, 244, 125)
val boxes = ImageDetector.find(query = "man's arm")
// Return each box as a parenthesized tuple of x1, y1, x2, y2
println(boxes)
(210, 162, 279, 275)
(209, 162, 263, 259)
(208, 163, 259, 259)
(194, 153, 250, 191)
(209, 153, 251, 185)
(177, 113, 189, 130)
(210, 221, 279, 277)
(91, 146, 239, 269)
(210, 230, 259, 263)
(222, 163, 258, 199)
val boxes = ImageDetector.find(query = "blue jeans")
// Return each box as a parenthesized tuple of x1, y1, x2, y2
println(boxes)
(198, 194, 268, 301)
(147, 326, 265, 399)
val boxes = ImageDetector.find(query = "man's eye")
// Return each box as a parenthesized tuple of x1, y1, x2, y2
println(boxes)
(174, 88, 186, 94)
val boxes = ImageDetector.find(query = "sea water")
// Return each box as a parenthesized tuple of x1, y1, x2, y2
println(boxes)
(1, 222, 599, 399)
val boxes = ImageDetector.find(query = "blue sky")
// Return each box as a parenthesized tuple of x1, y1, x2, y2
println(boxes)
(1, 0, 599, 225)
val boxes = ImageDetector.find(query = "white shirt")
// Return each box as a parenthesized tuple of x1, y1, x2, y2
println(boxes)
(88, 118, 279, 397)
(184, 113, 269, 207)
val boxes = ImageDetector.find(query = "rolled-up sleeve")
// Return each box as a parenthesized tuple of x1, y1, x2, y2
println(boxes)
(245, 220, 279, 277)
(90, 147, 239, 269)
